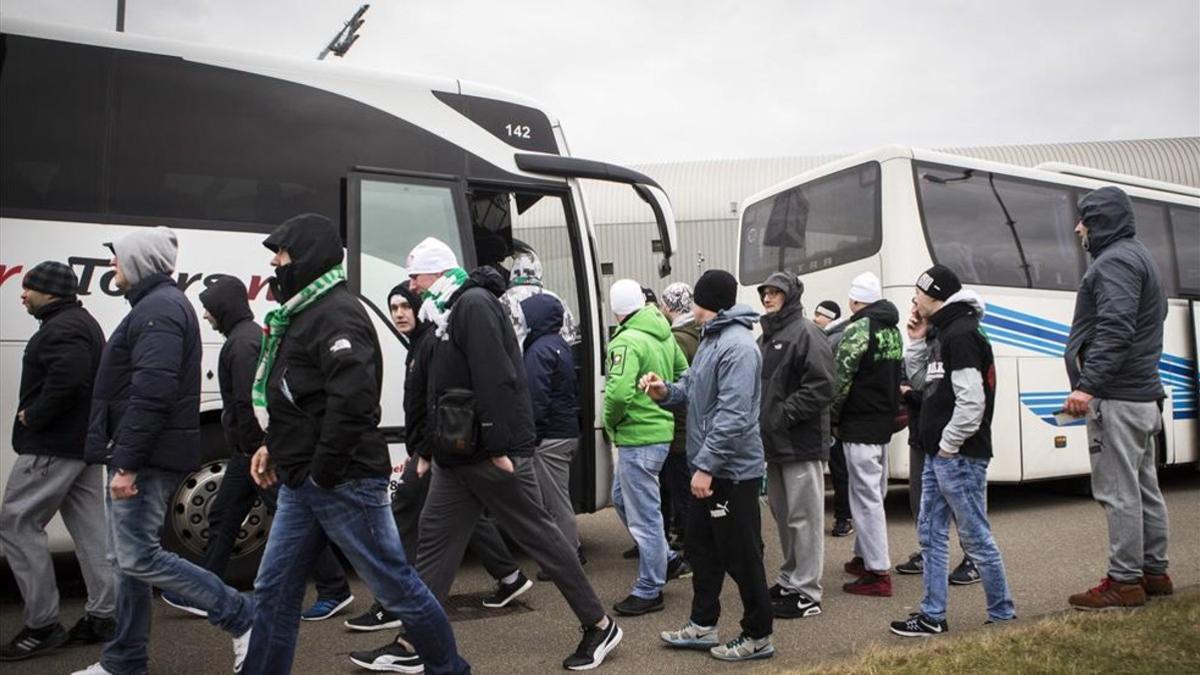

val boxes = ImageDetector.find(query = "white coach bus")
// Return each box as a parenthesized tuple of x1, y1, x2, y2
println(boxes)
(0, 18, 677, 575)
(737, 145, 1199, 484)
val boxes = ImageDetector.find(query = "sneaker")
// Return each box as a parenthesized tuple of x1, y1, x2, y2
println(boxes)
(301, 594, 355, 621)
(666, 556, 693, 580)
(349, 637, 424, 673)
(709, 634, 774, 662)
(896, 552, 923, 575)
(772, 593, 822, 619)
(563, 617, 623, 670)
(622, 545, 640, 559)
(1068, 576, 1146, 611)
(984, 615, 1018, 625)
(1142, 573, 1174, 597)
(70, 663, 113, 675)
(613, 593, 664, 616)
(889, 612, 948, 637)
(767, 584, 796, 600)
(344, 602, 404, 632)
(482, 571, 533, 609)
(949, 557, 981, 585)
(832, 519, 854, 537)
(65, 614, 116, 646)
(233, 627, 251, 673)
(843, 556, 866, 577)
(0, 623, 68, 661)
(660, 621, 720, 649)
(843, 572, 893, 597)
(162, 591, 208, 618)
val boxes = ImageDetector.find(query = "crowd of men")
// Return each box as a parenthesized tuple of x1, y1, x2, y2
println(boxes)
(0, 185, 1174, 672)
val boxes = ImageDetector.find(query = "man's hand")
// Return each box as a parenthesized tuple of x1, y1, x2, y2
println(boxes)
(16, 410, 27, 427)
(638, 372, 668, 401)
(491, 455, 515, 474)
(906, 304, 928, 341)
(416, 456, 431, 479)
(1064, 389, 1094, 417)
(250, 446, 277, 489)
(690, 469, 713, 499)
(936, 449, 957, 459)
(110, 470, 138, 500)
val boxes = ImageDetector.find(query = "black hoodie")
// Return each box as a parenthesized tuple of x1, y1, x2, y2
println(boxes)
(199, 276, 264, 455)
(521, 292, 579, 441)
(261, 214, 391, 488)
(830, 298, 903, 444)
(1065, 187, 1167, 402)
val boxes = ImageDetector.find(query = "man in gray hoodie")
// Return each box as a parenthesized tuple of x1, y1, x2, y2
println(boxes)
(642, 269, 774, 663)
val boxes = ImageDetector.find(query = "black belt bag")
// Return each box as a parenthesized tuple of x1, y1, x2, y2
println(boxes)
(433, 388, 480, 458)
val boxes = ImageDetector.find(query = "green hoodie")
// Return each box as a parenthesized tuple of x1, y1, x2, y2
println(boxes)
(603, 305, 688, 446)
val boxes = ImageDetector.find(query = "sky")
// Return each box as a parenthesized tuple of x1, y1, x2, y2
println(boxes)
(3, 0, 1197, 164)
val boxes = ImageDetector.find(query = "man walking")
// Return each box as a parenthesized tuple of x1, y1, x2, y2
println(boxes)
(756, 273, 834, 620)
(831, 272, 902, 597)
(1064, 186, 1172, 610)
(0, 261, 115, 661)
(604, 279, 689, 616)
(644, 269, 775, 663)
(660, 282, 700, 547)
(75, 228, 254, 675)
(890, 265, 1015, 636)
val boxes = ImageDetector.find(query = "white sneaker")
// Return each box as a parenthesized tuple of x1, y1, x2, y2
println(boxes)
(70, 663, 113, 675)
(233, 627, 252, 673)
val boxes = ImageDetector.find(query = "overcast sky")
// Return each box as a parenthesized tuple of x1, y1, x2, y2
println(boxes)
(3, 0, 1197, 164)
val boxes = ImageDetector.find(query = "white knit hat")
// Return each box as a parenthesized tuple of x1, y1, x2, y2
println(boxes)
(848, 271, 882, 304)
(610, 279, 645, 317)
(406, 237, 459, 274)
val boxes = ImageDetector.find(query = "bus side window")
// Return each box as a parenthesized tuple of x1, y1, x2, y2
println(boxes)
(1169, 205, 1200, 296)
(1131, 200, 1179, 297)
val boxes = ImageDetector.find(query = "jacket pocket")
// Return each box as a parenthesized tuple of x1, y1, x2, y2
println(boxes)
(433, 389, 480, 459)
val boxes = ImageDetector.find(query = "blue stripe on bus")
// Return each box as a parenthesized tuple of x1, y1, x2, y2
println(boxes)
(983, 315, 1071, 346)
(986, 305, 1072, 335)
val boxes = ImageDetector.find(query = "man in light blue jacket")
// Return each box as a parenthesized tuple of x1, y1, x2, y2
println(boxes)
(640, 269, 774, 663)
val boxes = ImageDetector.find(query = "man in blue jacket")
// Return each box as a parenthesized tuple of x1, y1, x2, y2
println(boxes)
(75, 227, 254, 675)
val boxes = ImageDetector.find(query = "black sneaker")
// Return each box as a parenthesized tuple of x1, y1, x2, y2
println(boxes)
(772, 593, 822, 619)
(563, 618, 623, 670)
(889, 612, 948, 637)
(621, 545, 640, 559)
(613, 593, 664, 616)
(832, 519, 854, 537)
(984, 615, 1018, 625)
(896, 552, 924, 575)
(767, 584, 795, 600)
(344, 602, 404, 632)
(666, 556, 693, 580)
(348, 637, 423, 673)
(65, 615, 115, 645)
(950, 557, 981, 585)
(0, 623, 68, 661)
(482, 571, 533, 608)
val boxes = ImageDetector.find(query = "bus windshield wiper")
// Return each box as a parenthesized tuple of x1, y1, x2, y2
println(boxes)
(987, 173, 1033, 288)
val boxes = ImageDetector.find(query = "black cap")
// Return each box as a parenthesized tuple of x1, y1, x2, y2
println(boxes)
(815, 300, 841, 320)
(641, 286, 658, 305)
(694, 269, 738, 312)
(916, 264, 963, 301)
(388, 281, 423, 315)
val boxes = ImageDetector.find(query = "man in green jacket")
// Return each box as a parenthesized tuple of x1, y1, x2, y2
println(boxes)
(604, 279, 689, 617)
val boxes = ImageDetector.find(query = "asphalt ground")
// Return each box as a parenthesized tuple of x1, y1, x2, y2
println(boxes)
(2, 469, 1197, 674)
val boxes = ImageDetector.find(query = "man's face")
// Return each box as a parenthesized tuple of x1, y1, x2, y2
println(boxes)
(110, 257, 129, 291)
(20, 287, 54, 315)
(270, 248, 292, 268)
(1074, 219, 1090, 251)
(813, 313, 832, 328)
(409, 272, 441, 295)
(913, 288, 938, 319)
(760, 287, 784, 314)
(694, 305, 717, 325)
(390, 298, 416, 334)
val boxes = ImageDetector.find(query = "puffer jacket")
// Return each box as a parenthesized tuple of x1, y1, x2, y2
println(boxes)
(603, 305, 687, 447)
(1065, 186, 1167, 402)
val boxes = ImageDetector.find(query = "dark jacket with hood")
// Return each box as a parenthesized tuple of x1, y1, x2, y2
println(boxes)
(668, 317, 701, 455)
(1065, 187, 1166, 402)
(521, 293, 579, 441)
(13, 298, 105, 459)
(757, 272, 835, 463)
(830, 298, 903, 444)
(261, 214, 391, 488)
(426, 266, 538, 466)
(86, 227, 202, 472)
(199, 276, 264, 456)
(389, 282, 436, 459)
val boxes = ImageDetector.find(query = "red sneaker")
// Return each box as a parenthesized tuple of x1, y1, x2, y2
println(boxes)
(843, 556, 866, 577)
(1068, 577, 1145, 611)
(1141, 573, 1173, 597)
(843, 572, 892, 597)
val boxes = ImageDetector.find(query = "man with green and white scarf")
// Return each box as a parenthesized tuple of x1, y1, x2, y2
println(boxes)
(242, 214, 467, 675)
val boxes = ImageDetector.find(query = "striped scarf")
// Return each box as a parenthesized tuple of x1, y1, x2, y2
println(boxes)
(418, 267, 468, 339)
(251, 264, 346, 429)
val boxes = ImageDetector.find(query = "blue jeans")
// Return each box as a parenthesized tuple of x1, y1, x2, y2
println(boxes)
(102, 468, 254, 675)
(243, 477, 469, 675)
(918, 455, 1016, 622)
(612, 444, 675, 599)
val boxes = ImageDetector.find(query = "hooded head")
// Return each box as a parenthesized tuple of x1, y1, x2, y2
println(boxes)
(106, 226, 178, 290)
(263, 214, 344, 303)
(1077, 186, 1136, 257)
(758, 271, 804, 336)
(510, 251, 543, 287)
(199, 275, 253, 336)
(520, 293, 565, 349)
(387, 281, 423, 335)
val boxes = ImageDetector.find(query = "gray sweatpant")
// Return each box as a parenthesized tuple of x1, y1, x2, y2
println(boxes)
(0, 455, 115, 628)
(766, 460, 824, 602)
(1087, 398, 1170, 582)
(845, 442, 891, 572)
(532, 438, 581, 549)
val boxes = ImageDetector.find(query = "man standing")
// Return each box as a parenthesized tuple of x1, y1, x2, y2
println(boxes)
(831, 272, 902, 597)
(756, 273, 834, 620)
(645, 269, 775, 663)
(0, 262, 114, 661)
(820, 301, 853, 539)
(1064, 186, 1172, 610)
(660, 282, 700, 547)
(812, 300, 841, 330)
(75, 228, 254, 675)
(407, 237, 622, 671)
(890, 265, 1015, 636)
(604, 279, 689, 617)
